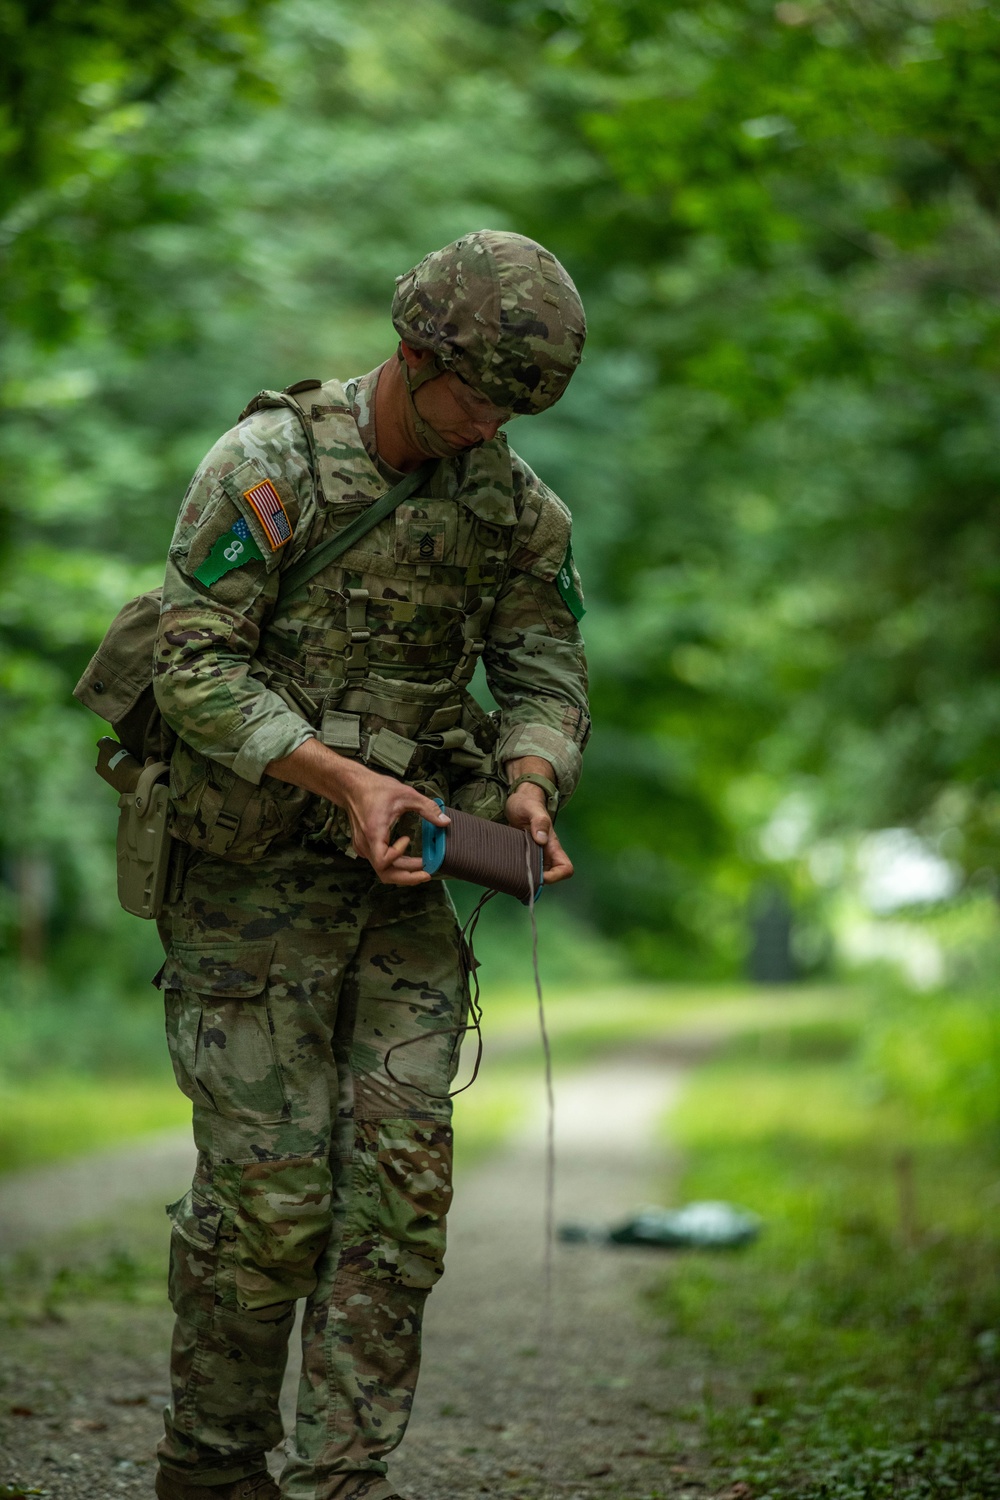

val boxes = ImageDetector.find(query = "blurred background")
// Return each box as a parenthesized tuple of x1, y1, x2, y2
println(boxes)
(3, 1, 1000, 1492)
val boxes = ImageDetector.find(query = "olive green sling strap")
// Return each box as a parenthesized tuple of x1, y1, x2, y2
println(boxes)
(277, 458, 436, 604)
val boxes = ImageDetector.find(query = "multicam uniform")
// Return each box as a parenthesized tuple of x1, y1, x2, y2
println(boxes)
(153, 358, 590, 1499)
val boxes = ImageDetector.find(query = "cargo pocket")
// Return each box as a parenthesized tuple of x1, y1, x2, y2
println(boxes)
(163, 940, 288, 1124)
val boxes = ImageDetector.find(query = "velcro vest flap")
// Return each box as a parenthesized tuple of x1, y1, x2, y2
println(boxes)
(455, 440, 517, 528)
(306, 380, 388, 512)
(510, 482, 571, 582)
(73, 588, 163, 724)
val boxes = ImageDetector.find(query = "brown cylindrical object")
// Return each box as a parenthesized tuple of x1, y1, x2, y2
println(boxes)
(436, 807, 543, 903)
(95, 736, 144, 794)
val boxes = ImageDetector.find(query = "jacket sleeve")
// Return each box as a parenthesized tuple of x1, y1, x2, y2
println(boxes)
(484, 455, 591, 801)
(153, 406, 317, 785)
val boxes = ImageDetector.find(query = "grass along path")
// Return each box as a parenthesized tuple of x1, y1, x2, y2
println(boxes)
(648, 1019, 1000, 1498)
(0, 981, 856, 1175)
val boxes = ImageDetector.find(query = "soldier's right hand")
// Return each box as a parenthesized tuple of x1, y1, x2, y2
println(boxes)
(266, 738, 449, 885)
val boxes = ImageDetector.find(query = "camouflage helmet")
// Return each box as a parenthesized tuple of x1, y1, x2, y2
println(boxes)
(392, 230, 586, 415)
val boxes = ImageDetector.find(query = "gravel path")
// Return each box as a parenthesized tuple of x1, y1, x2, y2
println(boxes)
(1, 1047, 705, 1499)
(394, 1058, 702, 1500)
(0, 1131, 195, 1255)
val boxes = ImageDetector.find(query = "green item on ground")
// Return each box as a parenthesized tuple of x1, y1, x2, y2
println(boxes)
(559, 1201, 762, 1249)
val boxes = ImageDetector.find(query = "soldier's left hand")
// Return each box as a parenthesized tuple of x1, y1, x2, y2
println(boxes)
(504, 784, 574, 885)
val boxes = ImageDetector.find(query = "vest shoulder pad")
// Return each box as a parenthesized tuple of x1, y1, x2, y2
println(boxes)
(509, 463, 572, 582)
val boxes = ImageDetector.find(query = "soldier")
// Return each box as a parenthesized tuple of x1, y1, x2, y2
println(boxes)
(153, 230, 590, 1500)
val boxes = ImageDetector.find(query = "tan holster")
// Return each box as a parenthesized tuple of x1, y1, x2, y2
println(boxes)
(116, 758, 171, 919)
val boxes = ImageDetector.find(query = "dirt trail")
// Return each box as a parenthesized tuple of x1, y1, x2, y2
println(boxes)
(0, 1131, 195, 1255)
(1, 1049, 701, 1499)
(396, 1059, 698, 1499)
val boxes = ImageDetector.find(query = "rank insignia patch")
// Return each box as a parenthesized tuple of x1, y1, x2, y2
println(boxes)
(243, 477, 292, 551)
(194, 516, 265, 586)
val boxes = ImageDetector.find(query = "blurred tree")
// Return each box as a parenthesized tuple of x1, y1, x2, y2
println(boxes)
(513, 0, 1000, 902)
(0, 0, 274, 345)
(0, 0, 276, 979)
(6, 0, 1000, 989)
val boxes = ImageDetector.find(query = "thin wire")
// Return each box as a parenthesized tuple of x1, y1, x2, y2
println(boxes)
(527, 841, 556, 1493)
(382, 890, 495, 1099)
(383, 833, 558, 1488)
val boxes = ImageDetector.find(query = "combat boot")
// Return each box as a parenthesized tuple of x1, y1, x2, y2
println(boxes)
(154, 1470, 279, 1500)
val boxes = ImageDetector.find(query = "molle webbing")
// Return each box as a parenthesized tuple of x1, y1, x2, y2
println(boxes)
(278, 462, 437, 605)
(203, 776, 257, 857)
(343, 589, 371, 684)
(451, 596, 495, 686)
(335, 688, 462, 731)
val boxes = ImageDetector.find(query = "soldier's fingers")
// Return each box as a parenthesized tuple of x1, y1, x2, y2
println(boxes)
(403, 791, 449, 824)
(529, 809, 551, 845)
(542, 829, 574, 884)
(369, 831, 410, 869)
(378, 864, 432, 886)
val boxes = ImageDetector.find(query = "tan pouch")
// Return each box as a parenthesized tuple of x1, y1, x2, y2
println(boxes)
(116, 759, 171, 919)
(167, 738, 311, 863)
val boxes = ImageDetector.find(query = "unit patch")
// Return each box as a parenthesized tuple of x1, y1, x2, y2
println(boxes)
(555, 542, 586, 620)
(194, 517, 265, 586)
(243, 478, 292, 551)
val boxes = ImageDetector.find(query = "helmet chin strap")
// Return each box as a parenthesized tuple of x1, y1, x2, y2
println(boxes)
(397, 347, 473, 460)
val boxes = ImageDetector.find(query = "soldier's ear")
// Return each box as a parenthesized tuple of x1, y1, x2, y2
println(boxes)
(399, 340, 435, 374)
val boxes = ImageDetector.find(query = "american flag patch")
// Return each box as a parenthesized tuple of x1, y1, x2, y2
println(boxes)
(242, 478, 292, 551)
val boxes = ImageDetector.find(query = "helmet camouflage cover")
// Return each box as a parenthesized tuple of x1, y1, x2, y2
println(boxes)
(391, 230, 587, 415)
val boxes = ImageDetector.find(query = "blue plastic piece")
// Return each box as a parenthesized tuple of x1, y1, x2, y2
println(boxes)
(421, 797, 447, 875)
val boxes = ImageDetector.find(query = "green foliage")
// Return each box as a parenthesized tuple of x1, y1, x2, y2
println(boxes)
(567, 0, 1000, 870)
(0, 0, 275, 345)
(0, 1076, 186, 1174)
(863, 985, 1000, 1146)
(6, 0, 1000, 985)
(656, 999, 1000, 1495)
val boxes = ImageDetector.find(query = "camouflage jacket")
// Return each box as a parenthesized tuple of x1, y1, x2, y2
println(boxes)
(153, 368, 590, 860)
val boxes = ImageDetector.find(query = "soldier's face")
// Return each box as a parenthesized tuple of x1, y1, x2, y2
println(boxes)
(415, 370, 513, 448)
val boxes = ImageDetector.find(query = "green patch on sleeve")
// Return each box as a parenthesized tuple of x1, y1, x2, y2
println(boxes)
(194, 520, 265, 586)
(555, 542, 586, 620)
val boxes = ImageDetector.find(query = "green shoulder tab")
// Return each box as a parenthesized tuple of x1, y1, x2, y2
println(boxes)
(555, 542, 585, 621)
(194, 518, 265, 587)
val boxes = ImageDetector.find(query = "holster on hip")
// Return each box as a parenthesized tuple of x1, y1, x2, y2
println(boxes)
(96, 738, 172, 919)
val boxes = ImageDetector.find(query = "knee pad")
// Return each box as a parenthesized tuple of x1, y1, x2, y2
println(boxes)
(342, 1117, 454, 1290)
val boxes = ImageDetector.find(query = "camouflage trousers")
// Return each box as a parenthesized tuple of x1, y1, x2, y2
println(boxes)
(156, 841, 469, 1500)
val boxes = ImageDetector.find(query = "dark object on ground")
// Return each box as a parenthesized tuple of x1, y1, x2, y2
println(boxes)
(559, 1201, 762, 1250)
